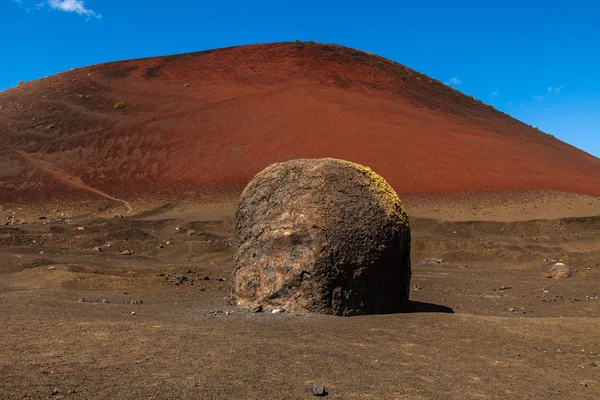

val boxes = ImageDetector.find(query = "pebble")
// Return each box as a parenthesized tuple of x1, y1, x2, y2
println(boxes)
(131, 311, 136, 315)
(121, 250, 132, 256)
(311, 383, 326, 396)
(271, 308, 285, 314)
(248, 304, 263, 313)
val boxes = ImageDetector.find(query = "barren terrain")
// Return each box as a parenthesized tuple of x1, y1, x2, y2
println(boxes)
(1, 196, 600, 399)
(1, 42, 600, 399)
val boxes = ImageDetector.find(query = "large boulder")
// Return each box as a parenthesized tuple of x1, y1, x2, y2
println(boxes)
(232, 158, 411, 316)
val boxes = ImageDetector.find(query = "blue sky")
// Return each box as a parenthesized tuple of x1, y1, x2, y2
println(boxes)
(2, 0, 599, 157)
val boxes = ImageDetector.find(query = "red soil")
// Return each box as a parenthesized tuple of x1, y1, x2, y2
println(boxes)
(1, 42, 599, 205)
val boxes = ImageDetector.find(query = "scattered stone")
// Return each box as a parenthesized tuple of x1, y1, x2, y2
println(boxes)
(130, 300, 143, 305)
(549, 263, 571, 279)
(92, 246, 103, 252)
(114, 213, 123, 219)
(311, 383, 326, 396)
(507, 307, 516, 313)
(131, 311, 136, 315)
(199, 287, 205, 291)
(202, 276, 210, 280)
(166, 273, 189, 285)
(38, 216, 47, 220)
(451, 230, 458, 235)
(271, 308, 285, 314)
(233, 158, 411, 316)
(50, 388, 59, 396)
(157, 244, 164, 249)
(101, 298, 109, 304)
(175, 227, 181, 231)
(186, 229, 196, 237)
(79, 298, 86, 303)
(248, 304, 263, 313)
(591, 361, 599, 367)
(186, 269, 192, 274)
(47, 266, 56, 270)
(123, 291, 129, 295)
(165, 241, 172, 245)
(121, 250, 133, 256)
(217, 277, 225, 282)
(76, 226, 85, 231)
(499, 286, 513, 291)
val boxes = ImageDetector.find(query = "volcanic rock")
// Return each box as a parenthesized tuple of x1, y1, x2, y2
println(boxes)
(311, 382, 326, 396)
(232, 158, 411, 316)
(549, 263, 572, 279)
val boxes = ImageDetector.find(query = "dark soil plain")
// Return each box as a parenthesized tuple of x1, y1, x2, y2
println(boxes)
(1, 42, 600, 399)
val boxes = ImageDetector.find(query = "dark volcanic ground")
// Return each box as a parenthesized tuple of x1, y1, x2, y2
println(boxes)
(1, 200, 599, 399)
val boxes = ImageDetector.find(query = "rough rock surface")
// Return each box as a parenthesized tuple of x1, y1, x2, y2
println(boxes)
(549, 263, 572, 279)
(232, 158, 411, 316)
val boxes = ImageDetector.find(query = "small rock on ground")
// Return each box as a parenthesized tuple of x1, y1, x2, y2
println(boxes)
(549, 263, 572, 279)
(312, 383, 326, 396)
(248, 304, 263, 313)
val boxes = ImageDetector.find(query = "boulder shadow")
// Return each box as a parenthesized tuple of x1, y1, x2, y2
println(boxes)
(402, 300, 454, 314)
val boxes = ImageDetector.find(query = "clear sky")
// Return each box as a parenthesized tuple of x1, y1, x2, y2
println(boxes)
(2, 0, 599, 157)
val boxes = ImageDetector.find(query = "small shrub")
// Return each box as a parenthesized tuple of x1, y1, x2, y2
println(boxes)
(307, 40, 315, 45)
(114, 102, 125, 109)
(46, 124, 55, 130)
(18, 81, 25, 86)
(294, 39, 301, 43)
(184, 83, 190, 87)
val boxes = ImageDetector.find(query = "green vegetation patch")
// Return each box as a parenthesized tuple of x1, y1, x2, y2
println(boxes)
(114, 102, 125, 109)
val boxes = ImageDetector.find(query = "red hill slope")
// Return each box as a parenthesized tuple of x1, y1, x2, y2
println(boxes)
(1, 42, 599, 206)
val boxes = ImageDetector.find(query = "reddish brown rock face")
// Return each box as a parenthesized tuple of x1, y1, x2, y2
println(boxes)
(232, 158, 411, 316)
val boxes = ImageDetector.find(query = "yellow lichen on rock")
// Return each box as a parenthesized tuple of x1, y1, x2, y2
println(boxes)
(324, 158, 409, 226)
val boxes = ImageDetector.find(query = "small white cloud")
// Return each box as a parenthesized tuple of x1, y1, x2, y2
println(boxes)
(48, 0, 100, 18)
(533, 95, 544, 101)
(448, 77, 462, 85)
(547, 86, 563, 94)
(491, 89, 499, 98)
